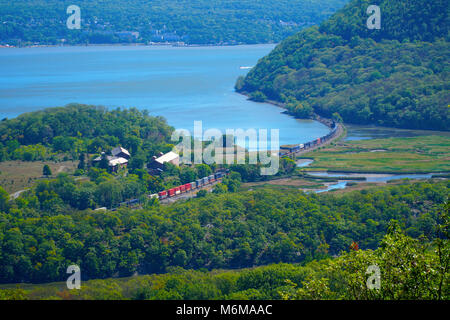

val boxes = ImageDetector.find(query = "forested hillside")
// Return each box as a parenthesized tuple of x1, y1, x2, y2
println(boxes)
(2, 224, 448, 300)
(0, 180, 447, 283)
(237, 0, 450, 130)
(0, 104, 174, 162)
(0, 0, 348, 45)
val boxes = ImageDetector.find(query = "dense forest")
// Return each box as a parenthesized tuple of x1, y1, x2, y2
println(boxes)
(236, 0, 450, 130)
(0, 179, 447, 284)
(2, 222, 448, 300)
(0, 107, 447, 292)
(0, 0, 348, 46)
(0, 104, 174, 163)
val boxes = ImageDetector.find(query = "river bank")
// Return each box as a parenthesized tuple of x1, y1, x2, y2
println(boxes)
(237, 91, 346, 153)
(1, 41, 279, 49)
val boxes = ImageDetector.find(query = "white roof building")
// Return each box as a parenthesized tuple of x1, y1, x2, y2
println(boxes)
(112, 146, 131, 159)
(93, 154, 129, 169)
(155, 151, 179, 166)
(108, 157, 129, 167)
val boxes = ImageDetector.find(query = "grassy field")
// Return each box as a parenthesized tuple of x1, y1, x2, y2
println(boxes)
(0, 160, 78, 194)
(301, 135, 450, 173)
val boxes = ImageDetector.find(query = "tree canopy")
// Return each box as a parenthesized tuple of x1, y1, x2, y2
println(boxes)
(237, 0, 450, 130)
(0, 179, 447, 283)
(0, 0, 348, 46)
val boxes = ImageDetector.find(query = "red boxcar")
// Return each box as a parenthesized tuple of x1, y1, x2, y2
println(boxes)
(180, 185, 186, 193)
(175, 187, 181, 195)
(185, 183, 192, 192)
(168, 189, 176, 197)
(158, 191, 168, 199)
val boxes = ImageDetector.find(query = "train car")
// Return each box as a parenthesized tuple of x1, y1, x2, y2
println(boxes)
(208, 174, 215, 183)
(129, 199, 140, 206)
(202, 177, 209, 185)
(159, 190, 168, 199)
(190, 181, 197, 190)
(149, 194, 159, 199)
(168, 188, 176, 197)
(185, 183, 192, 192)
(215, 172, 224, 179)
(175, 187, 181, 195)
(180, 184, 186, 193)
(196, 179, 203, 188)
(120, 199, 139, 208)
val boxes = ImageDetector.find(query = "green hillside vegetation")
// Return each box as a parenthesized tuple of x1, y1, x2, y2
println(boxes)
(0, 216, 448, 300)
(0, 105, 297, 201)
(320, 0, 448, 42)
(0, 179, 447, 284)
(0, 0, 348, 46)
(0, 104, 174, 163)
(237, 0, 450, 130)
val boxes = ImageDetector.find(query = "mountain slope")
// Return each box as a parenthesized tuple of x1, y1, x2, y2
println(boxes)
(237, 0, 450, 130)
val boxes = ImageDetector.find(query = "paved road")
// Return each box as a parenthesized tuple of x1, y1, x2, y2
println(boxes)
(10, 189, 27, 200)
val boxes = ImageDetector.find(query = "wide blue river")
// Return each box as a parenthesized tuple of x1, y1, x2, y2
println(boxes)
(0, 45, 329, 147)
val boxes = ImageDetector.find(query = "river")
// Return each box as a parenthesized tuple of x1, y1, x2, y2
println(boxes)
(307, 172, 445, 193)
(345, 124, 450, 141)
(0, 45, 330, 148)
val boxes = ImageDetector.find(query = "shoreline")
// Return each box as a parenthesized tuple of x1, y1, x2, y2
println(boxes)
(237, 91, 346, 151)
(237, 92, 449, 176)
(0, 42, 279, 49)
(237, 91, 450, 136)
(304, 169, 450, 175)
(238, 91, 337, 129)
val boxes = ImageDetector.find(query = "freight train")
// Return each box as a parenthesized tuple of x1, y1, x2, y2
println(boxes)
(117, 170, 228, 208)
(155, 170, 227, 200)
(279, 122, 338, 157)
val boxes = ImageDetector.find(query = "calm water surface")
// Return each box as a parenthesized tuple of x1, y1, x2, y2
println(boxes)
(0, 45, 329, 148)
(346, 124, 450, 141)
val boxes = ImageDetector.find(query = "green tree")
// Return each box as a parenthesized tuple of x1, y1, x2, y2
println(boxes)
(78, 153, 86, 170)
(196, 164, 212, 179)
(180, 167, 197, 184)
(332, 112, 343, 123)
(0, 186, 9, 212)
(43, 165, 52, 177)
(173, 249, 188, 267)
(213, 183, 228, 194)
(196, 189, 207, 198)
